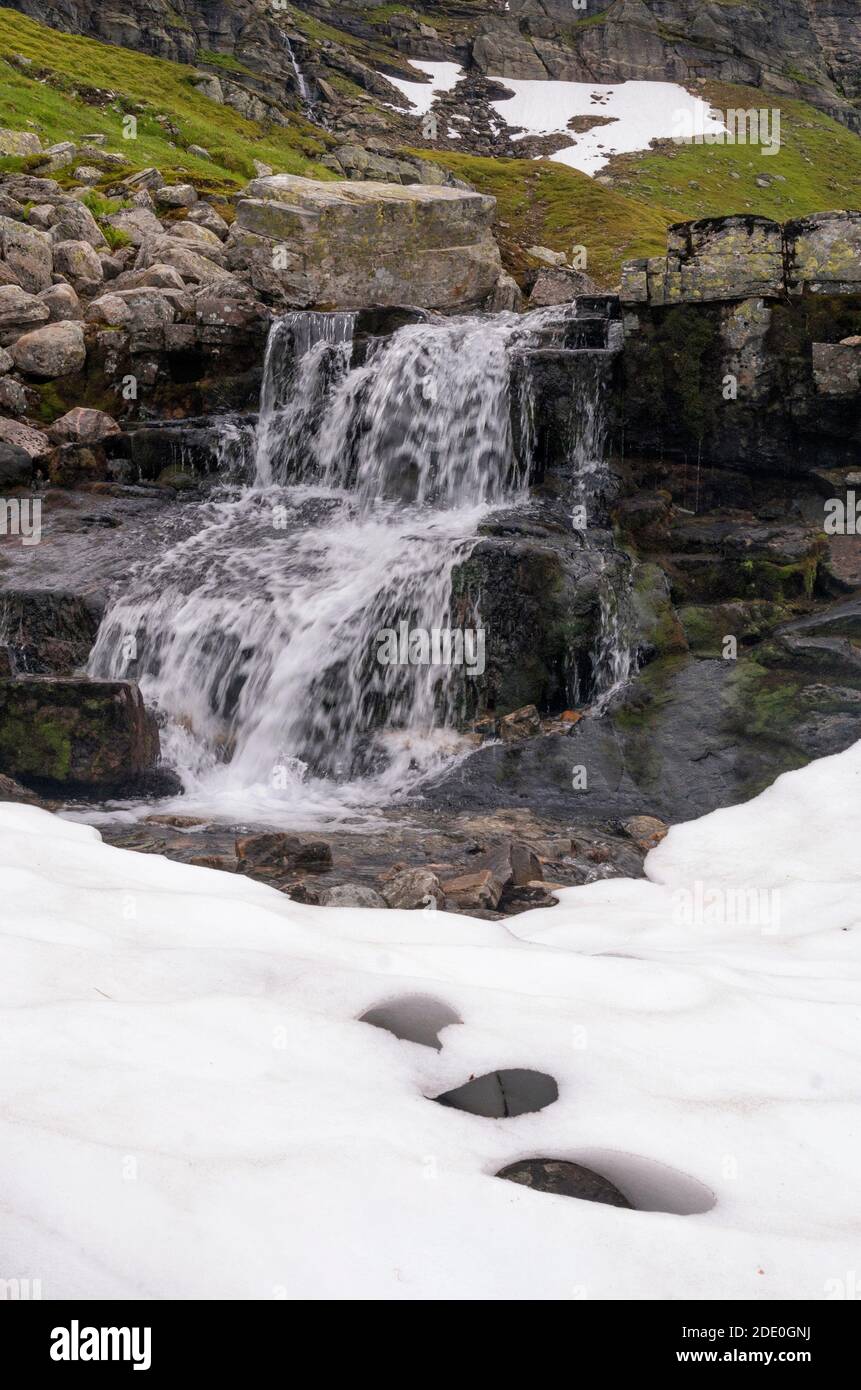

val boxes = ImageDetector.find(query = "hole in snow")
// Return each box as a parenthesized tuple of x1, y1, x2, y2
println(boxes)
(359, 994, 462, 1050)
(432, 1069, 558, 1117)
(496, 1150, 715, 1214)
(497, 1158, 631, 1208)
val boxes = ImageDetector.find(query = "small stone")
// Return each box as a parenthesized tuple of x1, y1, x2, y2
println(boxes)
(234, 832, 333, 870)
(318, 884, 388, 908)
(155, 183, 198, 209)
(381, 868, 444, 910)
(622, 815, 669, 851)
(498, 704, 541, 741)
(440, 869, 501, 911)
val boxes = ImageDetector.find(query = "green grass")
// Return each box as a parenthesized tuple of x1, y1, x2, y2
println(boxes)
(602, 81, 861, 221)
(0, 7, 336, 191)
(424, 151, 677, 286)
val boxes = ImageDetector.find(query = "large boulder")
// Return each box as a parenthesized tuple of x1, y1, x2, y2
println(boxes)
(38, 282, 83, 323)
(10, 320, 86, 378)
(0, 216, 53, 294)
(52, 239, 104, 289)
(0, 677, 163, 794)
(0, 129, 42, 156)
(136, 234, 233, 285)
(47, 199, 107, 249)
(226, 173, 502, 311)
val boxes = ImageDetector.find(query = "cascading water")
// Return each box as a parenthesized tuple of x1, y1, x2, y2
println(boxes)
(89, 305, 627, 824)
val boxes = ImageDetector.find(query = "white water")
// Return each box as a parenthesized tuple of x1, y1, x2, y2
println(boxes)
(89, 307, 625, 825)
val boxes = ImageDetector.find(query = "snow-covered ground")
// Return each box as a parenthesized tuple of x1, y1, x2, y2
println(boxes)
(1, 743, 860, 1300)
(488, 78, 726, 174)
(381, 60, 465, 117)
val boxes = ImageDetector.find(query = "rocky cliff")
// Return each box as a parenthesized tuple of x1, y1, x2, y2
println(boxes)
(6, 0, 861, 134)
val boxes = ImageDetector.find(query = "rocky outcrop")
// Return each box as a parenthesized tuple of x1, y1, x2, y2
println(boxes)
(621, 213, 861, 307)
(226, 173, 503, 311)
(618, 212, 861, 474)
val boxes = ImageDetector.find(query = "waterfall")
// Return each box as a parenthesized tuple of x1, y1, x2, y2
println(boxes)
(89, 305, 621, 823)
(280, 30, 311, 105)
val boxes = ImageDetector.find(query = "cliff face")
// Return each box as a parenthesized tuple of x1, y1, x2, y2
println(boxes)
(5, 1, 860, 133)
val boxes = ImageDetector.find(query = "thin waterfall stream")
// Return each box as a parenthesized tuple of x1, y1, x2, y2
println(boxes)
(88, 304, 631, 825)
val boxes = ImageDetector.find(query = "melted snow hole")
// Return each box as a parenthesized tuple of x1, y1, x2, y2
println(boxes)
(432, 1069, 558, 1118)
(359, 994, 463, 1050)
(497, 1149, 715, 1214)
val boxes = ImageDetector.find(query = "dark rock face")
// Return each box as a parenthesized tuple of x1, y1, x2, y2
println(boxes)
(0, 590, 102, 674)
(618, 215, 861, 474)
(497, 1157, 632, 1209)
(0, 676, 165, 794)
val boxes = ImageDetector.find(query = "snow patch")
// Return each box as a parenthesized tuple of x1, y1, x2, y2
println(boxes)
(488, 78, 726, 174)
(380, 60, 465, 117)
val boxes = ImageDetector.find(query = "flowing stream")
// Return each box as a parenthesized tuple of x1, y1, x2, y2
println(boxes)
(89, 305, 627, 824)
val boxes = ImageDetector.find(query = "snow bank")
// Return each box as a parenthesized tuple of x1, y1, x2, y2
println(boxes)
(380, 61, 465, 117)
(488, 78, 726, 174)
(1, 743, 860, 1299)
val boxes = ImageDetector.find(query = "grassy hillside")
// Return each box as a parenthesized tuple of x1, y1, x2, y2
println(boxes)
(427, 152, 677, 287)
(0, 7, 334, 191)
(602, 81, 861, 221)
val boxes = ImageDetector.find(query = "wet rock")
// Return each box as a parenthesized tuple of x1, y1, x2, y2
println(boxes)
(0, 440, 32, 488)
(497, 1158, 632, 1208)
(46, 442, 110, 488)
(0, 676, 162, 794)
(318, 883, 388, 908)
(499, 704, 542, 742)
(380, 867, 445, 909)
(11, 320, 86, 378)
(621, 815, 669, 851)
(0, 590, 101, 674)
(235, 832, 333, 871)
(476, 839, 543, 896)
(439, 868, 501, 911)
(0, 770, 53, 807)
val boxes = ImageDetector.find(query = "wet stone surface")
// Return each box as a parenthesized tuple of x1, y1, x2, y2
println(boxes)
(95, 805, 650, 920)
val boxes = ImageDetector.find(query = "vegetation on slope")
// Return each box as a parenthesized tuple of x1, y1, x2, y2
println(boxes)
(426, 152, 677, 287)
(602, 81, 861, 222)
(0, 7, 334, 191)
